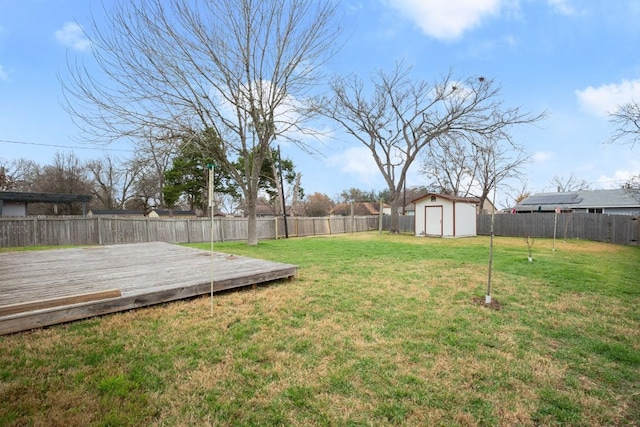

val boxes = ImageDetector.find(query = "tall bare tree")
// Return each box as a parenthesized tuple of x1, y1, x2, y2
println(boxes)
(62, 0, 340, 245)
(420, 134, 476, 196)
(608, 100, 640, 148)
(549, 173, 590, 192)
(32, 152, 93, 215)
(471, 137, 530, 212)
(420, 134, 529, 212)
(317, 63, 544, 232)
(86, 155, 143, 209)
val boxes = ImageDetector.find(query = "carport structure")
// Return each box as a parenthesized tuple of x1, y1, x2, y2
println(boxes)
(0, 191, 92, 217)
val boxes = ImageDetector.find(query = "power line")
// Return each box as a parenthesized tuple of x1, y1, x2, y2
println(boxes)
(0, 139, 134, 153)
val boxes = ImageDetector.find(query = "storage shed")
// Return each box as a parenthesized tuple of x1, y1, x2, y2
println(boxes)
(412, 193, 479, 237)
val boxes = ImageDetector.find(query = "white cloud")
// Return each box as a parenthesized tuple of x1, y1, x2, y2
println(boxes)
(385, 0, 501, 41)
(328, 146, 380, 184)
(575, 79, 640, 117)
(54, 22, 91, 52)
(533, 151, 554, 163)
(547, 0, 578, 16)
(596, 169, 636, 189)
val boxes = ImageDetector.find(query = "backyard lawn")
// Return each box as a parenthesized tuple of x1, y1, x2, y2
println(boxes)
(1, 233, 638, 426)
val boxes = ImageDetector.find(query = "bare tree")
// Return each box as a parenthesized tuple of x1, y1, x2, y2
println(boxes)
(136, 132, 180, 209)
(608, 100, 640, 148)
(118, 158, 147, 209)
(622, 174, 640, 202)
(420, 134, 477, 196)
(317, 63, 544, 232)
(550, 173, 590, 192)
(0, 161, 17, 191)
(504, 180, 532, 209)
(62, 0, 340, 245)
(86, 155, 143, 209)
(32, 152, 93, 215)
(471, 137, 530, 213)
(1, 158, 39, 192)
(86, 156, 119, 209)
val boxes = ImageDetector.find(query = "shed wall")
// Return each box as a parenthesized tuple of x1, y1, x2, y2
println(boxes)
(454, 202, 477, 237)
(0, 201, 26, 217)
(414, 196, 477, 237)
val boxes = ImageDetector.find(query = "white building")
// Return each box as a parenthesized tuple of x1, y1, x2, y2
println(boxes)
(412, 193, 479, 238)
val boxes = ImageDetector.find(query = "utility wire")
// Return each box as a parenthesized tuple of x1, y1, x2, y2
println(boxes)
(0, 139, 134, 152)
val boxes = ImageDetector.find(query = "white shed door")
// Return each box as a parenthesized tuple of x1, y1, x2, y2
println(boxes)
(425, 206, 443, 236)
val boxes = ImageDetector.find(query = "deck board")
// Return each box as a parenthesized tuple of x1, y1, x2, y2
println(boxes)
(0, 242, 297, 335)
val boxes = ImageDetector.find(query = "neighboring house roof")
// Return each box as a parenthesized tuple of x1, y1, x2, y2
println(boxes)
(411, 193, 480, 204)
(255, 204, 275, 216)
(150, 209, 197, 217)
(479, 199, 497, 213)
(330, 202, 388, 216)
(88, 209, 145, 216)
(242, 201, 296, 217)
(515, 189, 640, 212)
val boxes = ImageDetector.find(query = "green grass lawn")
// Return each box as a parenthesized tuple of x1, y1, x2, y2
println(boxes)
(1, 233, 638, 426)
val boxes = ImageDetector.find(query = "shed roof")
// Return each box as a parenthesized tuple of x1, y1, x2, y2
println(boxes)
(411, 193, 480, 204)
(330, 202, 388, 216)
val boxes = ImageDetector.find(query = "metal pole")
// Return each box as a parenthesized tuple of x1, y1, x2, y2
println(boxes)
(278, 146, 289, 238)
(208, 164, 214, 316)
(486, 148, 497, 304)
(552, 209, 558, 251)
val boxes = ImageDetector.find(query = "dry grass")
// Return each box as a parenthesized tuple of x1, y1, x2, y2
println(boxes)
(1, 233, 638, 426)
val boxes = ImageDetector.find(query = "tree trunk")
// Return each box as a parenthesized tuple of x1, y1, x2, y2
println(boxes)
(246, 200, 258, 246)
(388, 192, 400, 233)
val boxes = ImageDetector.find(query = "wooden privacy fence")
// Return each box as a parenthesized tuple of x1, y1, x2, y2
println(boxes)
(0, 215, 380, 248)
(381, 215, 415, 233)
(477, 213, 640, 246)
(3, 213, 638, 248)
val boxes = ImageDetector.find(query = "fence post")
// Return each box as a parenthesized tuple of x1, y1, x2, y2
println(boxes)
(275, 216, 278, 239)
(32, 217, 37, 246)
(350, 202, 354, 234)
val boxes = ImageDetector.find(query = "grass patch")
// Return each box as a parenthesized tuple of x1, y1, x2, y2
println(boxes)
(1, 233, 638, 425)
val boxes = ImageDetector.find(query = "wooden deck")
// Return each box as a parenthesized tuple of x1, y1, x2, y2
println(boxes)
(0, 242, 297, 335)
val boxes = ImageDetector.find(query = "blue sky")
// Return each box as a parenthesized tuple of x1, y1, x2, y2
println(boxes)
(1, 0, 639, 207)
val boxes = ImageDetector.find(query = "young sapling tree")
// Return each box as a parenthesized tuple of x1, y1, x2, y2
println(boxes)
(525, 236, 534, 262)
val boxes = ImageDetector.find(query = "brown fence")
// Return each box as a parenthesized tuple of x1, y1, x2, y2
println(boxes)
(3, 213, 638, 248)
(477, 213, 640, 246)
(0, 215, 380, 248)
